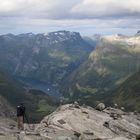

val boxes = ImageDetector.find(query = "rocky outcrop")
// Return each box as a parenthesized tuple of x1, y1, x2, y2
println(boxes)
(36, 104, 140, 140)
(0, 103, 139, 140)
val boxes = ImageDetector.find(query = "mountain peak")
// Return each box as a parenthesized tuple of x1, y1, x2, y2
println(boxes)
(135, 30, 140, 36)
(101, 33, 140, 45)
(47, 30, 80, 37)
(102, 34, 126, 42)
(45, 30, 82, 43)
(18, 32, 35, 37)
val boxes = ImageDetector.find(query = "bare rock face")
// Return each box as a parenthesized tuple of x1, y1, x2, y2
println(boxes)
(0, 103, 139, 140)
(0, 117, 47, 140)
(36, 104, 140, 140)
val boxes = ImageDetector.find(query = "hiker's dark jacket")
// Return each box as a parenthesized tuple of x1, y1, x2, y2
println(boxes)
(17, 105, 25, 117)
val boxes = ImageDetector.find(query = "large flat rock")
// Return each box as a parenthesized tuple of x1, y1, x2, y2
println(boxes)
(36, 104, 140, 140)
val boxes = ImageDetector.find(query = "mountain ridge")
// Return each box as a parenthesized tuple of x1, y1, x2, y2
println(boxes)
(61, 31, 140, 110)
(0, 30, 95, 87)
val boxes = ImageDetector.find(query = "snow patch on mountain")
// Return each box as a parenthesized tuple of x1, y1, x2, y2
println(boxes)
(102, 34, 140, 46)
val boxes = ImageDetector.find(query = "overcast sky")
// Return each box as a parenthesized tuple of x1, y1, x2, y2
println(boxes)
(0, 0, 140, 36)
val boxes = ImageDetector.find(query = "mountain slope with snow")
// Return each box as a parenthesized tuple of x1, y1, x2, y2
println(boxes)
(0, 31, 94, 87)
(62, 32, 140, 110)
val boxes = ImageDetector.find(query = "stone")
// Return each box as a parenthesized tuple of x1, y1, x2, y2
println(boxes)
(81, 110, 88, 114)
(57, 119, 66, 125)
(73, 131, 81, 137)
(134, 110, 138, 115)
(120, 107, 125, 111)
(114, 104, 118, 109)
(74, 101, 80, 109)
(82, 104, 86, 108)
(0, 131, 5, 136)
(103, 121, 109, 128)
(110, 112, 122, 120)
(83, 130, 94, 135)
(56, 136, 72, 140)
(95, 103, 105, 111)
(136, 134, 140, 140)
(74, 101, 79, 105)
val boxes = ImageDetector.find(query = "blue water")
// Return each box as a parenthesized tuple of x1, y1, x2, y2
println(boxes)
(17, 77, 61, 98)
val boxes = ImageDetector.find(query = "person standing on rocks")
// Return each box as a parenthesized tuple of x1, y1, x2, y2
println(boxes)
(16, 103, 26, 130)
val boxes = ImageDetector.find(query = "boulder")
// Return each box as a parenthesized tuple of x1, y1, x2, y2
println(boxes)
(73, 101, 80, 109)
(134, 111, 138, 115)
(120, 107, 125, 111)
(136, 134, 140, 140)
(114, 104, 118, 109)
(95, 103, 105, 111)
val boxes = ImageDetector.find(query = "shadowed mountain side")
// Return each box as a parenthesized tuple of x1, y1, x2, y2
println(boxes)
(61, 33, 140, 111)
(0, 31, 95, 87)
(0, 70, 56, 122)
(111, 70, 140, 112)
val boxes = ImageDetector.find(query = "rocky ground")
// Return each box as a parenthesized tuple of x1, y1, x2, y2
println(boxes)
(0, 103, 140, 140)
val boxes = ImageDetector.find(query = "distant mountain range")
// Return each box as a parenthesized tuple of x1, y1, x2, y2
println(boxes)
(61, 32, 140, 111)
(0, 30, 96, 121)
(0, 31, 95, 87)
(0, 30, 140, 112)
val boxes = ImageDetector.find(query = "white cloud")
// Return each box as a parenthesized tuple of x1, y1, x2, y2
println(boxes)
(0, 0, 139, 35)
(71, 0, 140, 19)
(0, 0, 80, 18)
(0, 0, 140, 19)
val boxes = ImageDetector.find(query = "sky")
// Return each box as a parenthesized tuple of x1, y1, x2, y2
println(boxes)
(0, 0, 140, 36)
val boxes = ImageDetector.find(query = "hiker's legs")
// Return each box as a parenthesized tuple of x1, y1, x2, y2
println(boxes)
(17, 116, 24, 130)
(17, 117, 20, 129)
(20, 116, 24, 130)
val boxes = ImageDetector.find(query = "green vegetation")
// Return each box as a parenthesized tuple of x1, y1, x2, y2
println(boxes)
(24, 89, 57, 122)
(76, 83, 98, 94)
(111, 70, 140, 111)
(0, 71, 56, 122)
(62, 40, 140, 111)
(0, 32, 93, 86)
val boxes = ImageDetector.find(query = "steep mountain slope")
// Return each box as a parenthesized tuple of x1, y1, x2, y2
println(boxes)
(83, 34, 101, 47)
(112, 70, 140, 111)
(0, 95, 14, 118)
(0, 70, 56, 122)
(62, 33, 140, 107)
(0, 31, 94, 87)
